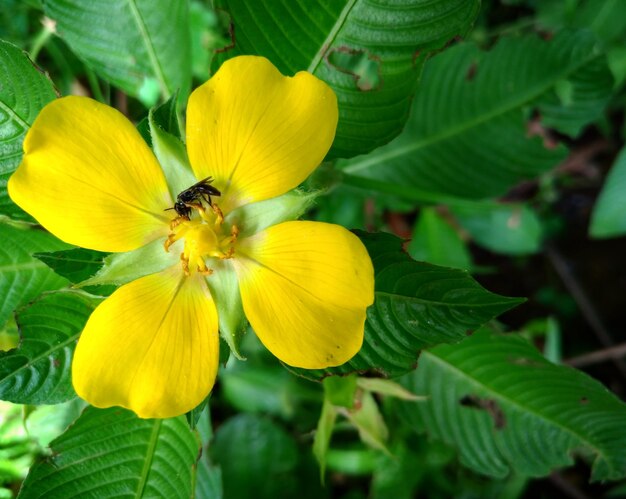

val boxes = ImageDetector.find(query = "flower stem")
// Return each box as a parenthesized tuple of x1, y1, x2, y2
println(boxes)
(29, 21, 55, 62)
(84, 65, 106, 103)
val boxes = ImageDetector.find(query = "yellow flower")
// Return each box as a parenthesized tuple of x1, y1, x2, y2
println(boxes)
(8, 56, 374, 419)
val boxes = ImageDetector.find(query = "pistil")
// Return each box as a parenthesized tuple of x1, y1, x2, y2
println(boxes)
(164, 203, 238, 276)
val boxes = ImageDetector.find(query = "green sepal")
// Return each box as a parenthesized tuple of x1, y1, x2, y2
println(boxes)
(226, 189, 320, 238)
(77, 238, 179, 288)
(137, 91, 181, 144)
(148, 106, 196, 199)
(204, 259, 246, 360)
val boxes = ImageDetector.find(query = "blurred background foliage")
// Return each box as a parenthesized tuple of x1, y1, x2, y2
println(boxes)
(2, 0, 626, 497)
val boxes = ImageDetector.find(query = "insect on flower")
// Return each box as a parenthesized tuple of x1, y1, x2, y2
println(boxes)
(8, 55, 375, 419)
(165, 176, 221, 219)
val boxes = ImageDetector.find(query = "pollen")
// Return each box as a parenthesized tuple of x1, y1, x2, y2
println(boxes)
(164, 203, 238, 276)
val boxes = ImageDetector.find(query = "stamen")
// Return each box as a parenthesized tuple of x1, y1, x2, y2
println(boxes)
(165, 202, 236, 276)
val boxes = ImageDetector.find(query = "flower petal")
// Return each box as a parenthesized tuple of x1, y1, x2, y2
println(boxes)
(186, 56, 337, 210)
(234, 221, 374, 368)
(8, 96, 173, 252)
(72, 267, 219, 419)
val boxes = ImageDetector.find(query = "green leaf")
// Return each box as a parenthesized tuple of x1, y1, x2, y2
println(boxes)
(399, 330, 626, 481)
(0, 223, 69, 327)
(293, 232, 523, 380)
(313, 399, 337, 481)
(220, 362, 317, 418)
(451, 202, 543, 255)
(210, 414, 298, 499)
(43, 0, 192, 103)
(408, 207, 472, 270)
(345, 391, 390, 455)
(33, 247, 108, 284)
(537, 0, 626, 45)
(323, 374, 357, 408)
(590, 146, 626, 238)
(0, 41, 56, 219)
(213, 0, 481, 158)
(356, 378, 424, 401)
(194, 407, 223, 499)
(0, 290, 99, 404)
(340, 30, 612, 198)
(18, 407, 200, 498)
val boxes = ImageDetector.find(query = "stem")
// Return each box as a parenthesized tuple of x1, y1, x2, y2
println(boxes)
(84, 66, 106, 103)
(546, 245, 626, 378)
(29, 20, 54, 62)
(565, 343, 626, 368)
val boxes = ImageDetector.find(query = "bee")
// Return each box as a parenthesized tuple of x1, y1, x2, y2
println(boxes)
(166, 177, 221, 219)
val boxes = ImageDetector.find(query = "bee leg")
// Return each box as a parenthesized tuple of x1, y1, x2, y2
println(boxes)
(170, 215, 189, 230)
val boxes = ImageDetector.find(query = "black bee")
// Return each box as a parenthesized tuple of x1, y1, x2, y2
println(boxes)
(166, 177, 221, 218)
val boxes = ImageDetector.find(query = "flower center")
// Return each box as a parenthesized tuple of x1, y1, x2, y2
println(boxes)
(164, 204, 238, 276)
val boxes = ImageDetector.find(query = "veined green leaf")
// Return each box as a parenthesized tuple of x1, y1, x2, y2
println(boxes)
(0, 290, 99, 404)
(292, 232, 523, 380)
(33, 247, 109, 284)
(400, 330, 626, 481)
(0, 41, 56, 219)
(0, 223, 69, 327)
(340, 30, 612, 198)
(213, 0, 481, 158)
(18, 407, 200, 498)
(43, 0, 192, 103)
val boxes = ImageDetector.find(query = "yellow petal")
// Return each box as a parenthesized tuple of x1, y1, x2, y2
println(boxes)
(187, 56, 337, 210)
(8, 96, 173, 252)
(72, 267, 219, 419)
(234, 221, 374, 369)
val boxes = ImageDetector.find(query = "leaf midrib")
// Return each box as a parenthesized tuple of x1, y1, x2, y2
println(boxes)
(376, 290, 519, 309)
(307, 0, 358, 74)
(0, 331, 78, 385)
(0, 260, 49, 273)
(127, 0, 169, 95)
(0, 97, 30, 131)
(423, 350, 608, 468)
(135, 419, 162, 498)
(343, 50, 602, 174)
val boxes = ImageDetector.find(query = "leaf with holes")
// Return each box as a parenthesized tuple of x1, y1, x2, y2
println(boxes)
(0, 41, 56, 220)
(43, 0, 191, 104)
(0, 223, 70, 327)
(399, 329, 626, 481)
(0, 290, 100, 405)
(291, 232, 523, 380)
(340, 30, 613, 199)
(18, 406, 200, 498)
(213, 0, 481, 158)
